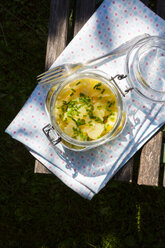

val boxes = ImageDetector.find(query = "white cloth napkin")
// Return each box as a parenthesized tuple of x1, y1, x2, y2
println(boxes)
(5, 0, 165, 199)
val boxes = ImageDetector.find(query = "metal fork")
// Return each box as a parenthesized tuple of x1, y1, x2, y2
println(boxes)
(37, 33, 150, 85)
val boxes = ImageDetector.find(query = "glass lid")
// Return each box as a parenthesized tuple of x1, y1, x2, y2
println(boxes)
(125, 36, 165, 102)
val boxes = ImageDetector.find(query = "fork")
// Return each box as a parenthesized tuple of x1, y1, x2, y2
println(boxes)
(37, 33, 150, 85)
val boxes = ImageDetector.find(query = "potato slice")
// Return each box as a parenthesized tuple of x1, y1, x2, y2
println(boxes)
(93, 102, 105, 120)
(58, 87, 72, 101)
(76, 79, 93, 96)
(77, 105, 87, 119)
(64, 120, 76, 137)
(86, 122, 104, 140)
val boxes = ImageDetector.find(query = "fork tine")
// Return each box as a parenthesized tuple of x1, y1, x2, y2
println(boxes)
(37, 67, 65, 81)
(38, 72, 67, 85)
(38, 72, 64, 82)
(37, 65, 65, 79)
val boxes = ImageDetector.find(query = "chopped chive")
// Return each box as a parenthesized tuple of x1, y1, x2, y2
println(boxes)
(76, 81, 81, 85)
(97, 105, 102, 109)
(93, 82, 102, 89)
(95, 117, 103, 123)
(62, 100, 68, 105)
(71, 88, 76, 92)
(70, 92, 74, 96)
(77, 118, 86, 126)
(106, 101, 115, 111)
(79, 92, 85, 97)
(101, 89, 105, 94)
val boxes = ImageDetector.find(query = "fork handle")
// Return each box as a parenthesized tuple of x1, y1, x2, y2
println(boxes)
(85, 33, 150, 65)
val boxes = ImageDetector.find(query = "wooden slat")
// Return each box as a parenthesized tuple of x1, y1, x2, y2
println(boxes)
(141, 0, 148, 5)
(35, 0, 96, 174)
(137, 0, 165, 186)
(34, 160, 50, 174)
(157, 0, 165, 188)
(138, 131, 163, 186)
(114, 0, 149, 183)
(74, 0, 133, 183)
(45, 0, 70, 70)
(73, 0, 96, 36)
(156, 0, 165, 19)
(35, 0, 70, 173)
(113, 158, 133, 183)
(163, 144, 165, 187)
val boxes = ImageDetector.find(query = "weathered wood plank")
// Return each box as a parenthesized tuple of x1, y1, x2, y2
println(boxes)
(45, 0, 71, 70)
(157, 0, 165, 188)
(163, 144, 165, 187)
(35, 0, 70, 174)
(34, 160, 50, 174)
(141, 0, 148, 6)
(163, 169, 165, 187)
(113, 158, 134, 183)
(137, 0, 165, 186)
(74, 0, 133, 183)
(114, 0, 149, 183)
(74, 0, 96, 36)
(156, 0, 165, 19)
(138, 131, 163, 186)
(35, 0, 96, 174)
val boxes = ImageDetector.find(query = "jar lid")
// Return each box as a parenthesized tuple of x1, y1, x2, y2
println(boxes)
(125, 36, 165, 103)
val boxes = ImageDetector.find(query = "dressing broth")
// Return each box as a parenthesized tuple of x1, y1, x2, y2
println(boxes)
(54, 78, 118, 141)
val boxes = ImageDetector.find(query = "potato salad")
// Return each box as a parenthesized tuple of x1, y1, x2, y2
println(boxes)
(54, 78, 118, 141)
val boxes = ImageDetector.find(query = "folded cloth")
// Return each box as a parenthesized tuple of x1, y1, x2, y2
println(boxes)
(5, 0, 165, 199)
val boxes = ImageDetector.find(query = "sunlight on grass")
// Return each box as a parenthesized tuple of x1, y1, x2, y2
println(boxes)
(136, 203, 141, 232)
(101, 233, 120, 248)
(87, 242, 97, 248)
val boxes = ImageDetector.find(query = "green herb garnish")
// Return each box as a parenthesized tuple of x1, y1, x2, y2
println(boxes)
(93, 82, 102, 89)
(97, 105, 102, 109)
(76, 118, 86, 127)
(101, 89, 105, 94)
(106, 101, 115, 111)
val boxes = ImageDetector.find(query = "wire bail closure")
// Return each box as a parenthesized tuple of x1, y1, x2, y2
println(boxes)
(110, 74, 134, 97)
(43, 124, 62, 146)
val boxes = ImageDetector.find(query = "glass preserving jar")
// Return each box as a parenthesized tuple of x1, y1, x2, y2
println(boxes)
(45, 69, 126, 151)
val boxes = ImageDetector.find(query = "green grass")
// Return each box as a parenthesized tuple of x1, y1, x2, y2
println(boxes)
(0, 0, 165, 247)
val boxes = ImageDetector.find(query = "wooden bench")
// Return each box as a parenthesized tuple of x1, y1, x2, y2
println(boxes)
(35, 0, 165, 187)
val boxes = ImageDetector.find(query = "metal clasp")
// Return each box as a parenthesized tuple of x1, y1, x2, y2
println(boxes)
(43, 124, 62, 146)
(110, 74, 134, 97)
